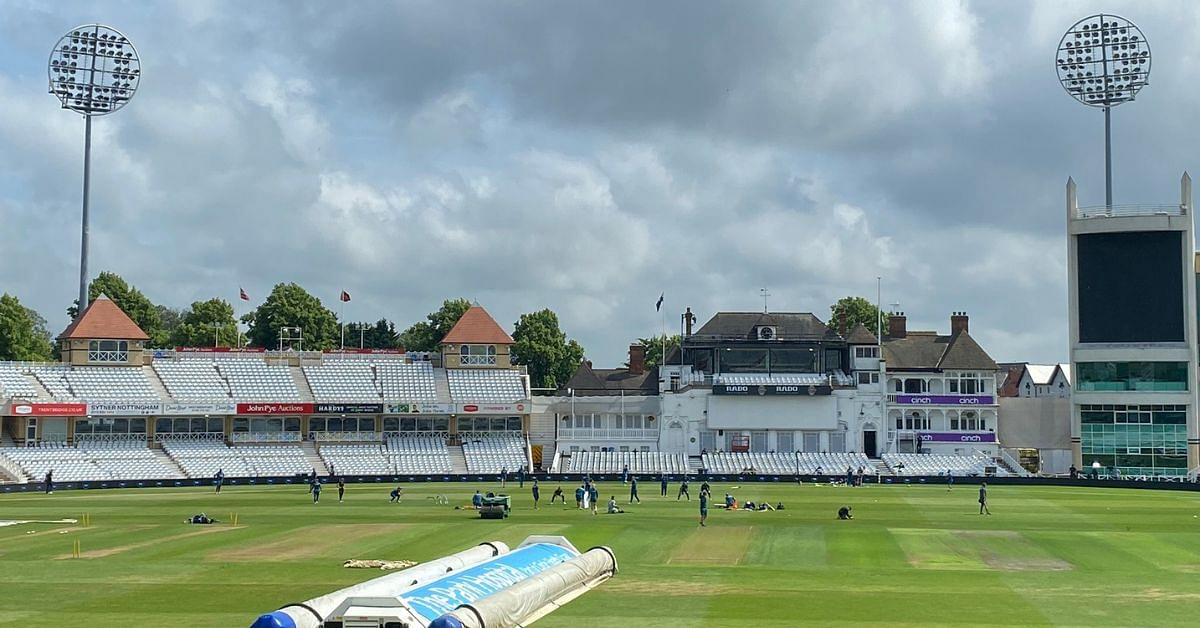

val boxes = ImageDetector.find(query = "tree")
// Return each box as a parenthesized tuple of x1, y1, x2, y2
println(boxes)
(0, 294, 54, 361)
(242, 283, 340, 350)
(154, 305, 186, 348)
(67, 271, 162, 341)
(171, 298, 239, 348)
(345, 319, 401, 349)
(829, 296, 882, 337)
(632, 334, 680, 369)
(511, 309, 585, 391)
(398, 298, 472, 352)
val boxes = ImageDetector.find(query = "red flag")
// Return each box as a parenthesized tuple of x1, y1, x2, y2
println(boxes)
(340, 290, 351, 302)
(239, 288, 249, 301)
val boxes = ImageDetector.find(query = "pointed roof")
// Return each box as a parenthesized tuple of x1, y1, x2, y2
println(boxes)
(845, 323, 878, 345)
(882, 329, 997, 371)
(441, 305, 514, 345)
(558, 360, 659, 396)
(58, 294, 149, 341)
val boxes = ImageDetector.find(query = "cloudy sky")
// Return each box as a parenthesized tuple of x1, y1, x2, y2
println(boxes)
(1, 1, 1195, 366)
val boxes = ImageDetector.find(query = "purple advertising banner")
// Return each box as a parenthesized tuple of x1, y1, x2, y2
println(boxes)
(894, 395, 994, 405)
(919, 432, 997, 443)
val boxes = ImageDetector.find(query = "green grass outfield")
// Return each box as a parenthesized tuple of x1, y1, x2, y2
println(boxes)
(2, 481, 1200, 627)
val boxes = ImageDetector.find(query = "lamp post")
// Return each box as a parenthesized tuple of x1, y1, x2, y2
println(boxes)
(1055, 14, 1151, 209)
(48, 25, 141, 316)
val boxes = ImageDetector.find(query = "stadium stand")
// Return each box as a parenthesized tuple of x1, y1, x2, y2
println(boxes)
(462, 434, 527, 473)
(161, 438, 253, 478)
(564, 451, 688, 474)
(701, 452, 872, 475)
(304, 362, 381, 402)
(883, 453, 1008, 477)
(77, 439, 183, 479)
(234, 444, 312, 476)
(216, 360, 300, 401)
(376, 362, 438, 401)
(31, 367, 75, 399)
(319, 443, 392, 476)
(0, 365, 39, 398)
(0, 440, 183, 482)
(152, 360, 231, 400)
(447, 369, 525, 402)
(64, 367, 159, 401)
(385, 435, 453, 474)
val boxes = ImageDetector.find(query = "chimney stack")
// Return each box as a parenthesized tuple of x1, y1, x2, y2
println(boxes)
(684, 307, 695, 336)
(951, 311, 969, 335)
(888, 312, 907, 339)
(628, 344, 646, 375)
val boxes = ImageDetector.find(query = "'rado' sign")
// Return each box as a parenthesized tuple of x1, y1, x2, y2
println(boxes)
(714, 384, 831, 396)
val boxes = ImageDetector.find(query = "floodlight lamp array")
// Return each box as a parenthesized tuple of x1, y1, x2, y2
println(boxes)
(1056, 14, 1150, 108)
(48, 24, 140, 116)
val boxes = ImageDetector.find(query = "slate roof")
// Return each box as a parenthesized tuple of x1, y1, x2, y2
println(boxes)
(441, 305, 514, 345)
(558, 362, 659, 396)
(845, 323, 878, 345)
(692, 312, 836, 340)
(58, 295, 150, 341)
(882, 330, 997, 371)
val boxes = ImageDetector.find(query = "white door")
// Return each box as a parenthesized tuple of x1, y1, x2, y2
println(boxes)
(667, 422, 685, 452)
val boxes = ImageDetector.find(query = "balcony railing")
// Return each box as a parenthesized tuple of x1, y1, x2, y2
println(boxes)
(558, 428, 659, 440)
(460, 354, 497, 366)
(1075, 204, 1186, 219)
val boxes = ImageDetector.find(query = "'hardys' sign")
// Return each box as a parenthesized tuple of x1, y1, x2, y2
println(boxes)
(713, 384, 832, 396)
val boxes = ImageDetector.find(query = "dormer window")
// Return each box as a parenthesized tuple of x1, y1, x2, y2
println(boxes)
(756, 326, 777, 341)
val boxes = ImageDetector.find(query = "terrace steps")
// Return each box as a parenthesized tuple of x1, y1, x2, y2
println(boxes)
(448, 445, 469, 474)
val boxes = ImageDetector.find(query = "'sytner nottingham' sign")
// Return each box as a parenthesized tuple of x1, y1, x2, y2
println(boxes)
(713, 384, 832, 396)
(894, 395, 994, 405)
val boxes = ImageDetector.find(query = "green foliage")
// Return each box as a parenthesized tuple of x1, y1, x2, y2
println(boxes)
(242, 283, 339, 350)
(67, 272, 162, 341)
(511, 308, 584, 390)
(171, 298, 240, 348)
(345, 319, 401, 349)
(0, 294, 54, 361)
(634, 334, 681, 369)
(398, 298, 472, 352)
(153, 305, 186, 349)
(829, 296, 882, 337)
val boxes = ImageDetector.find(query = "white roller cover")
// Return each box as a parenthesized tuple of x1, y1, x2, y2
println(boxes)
(443, 547, 617, 628)
(261, 541, 509, 628)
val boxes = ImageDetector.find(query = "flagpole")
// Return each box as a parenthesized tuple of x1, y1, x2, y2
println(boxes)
(340, 297, 345, 352)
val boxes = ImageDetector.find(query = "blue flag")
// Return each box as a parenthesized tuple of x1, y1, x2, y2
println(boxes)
(656, 293, 664, 312)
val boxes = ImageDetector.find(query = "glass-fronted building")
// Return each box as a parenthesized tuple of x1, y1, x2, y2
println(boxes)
(1066, 175, 1200, 477)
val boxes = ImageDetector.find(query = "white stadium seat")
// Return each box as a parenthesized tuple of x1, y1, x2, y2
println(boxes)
(447, 369, 525, 403)
(462, 434, 527, 473)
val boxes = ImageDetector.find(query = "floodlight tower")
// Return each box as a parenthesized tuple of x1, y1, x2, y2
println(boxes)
(1055, 14, 1151, 208)
(47, 24, 141, 315)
